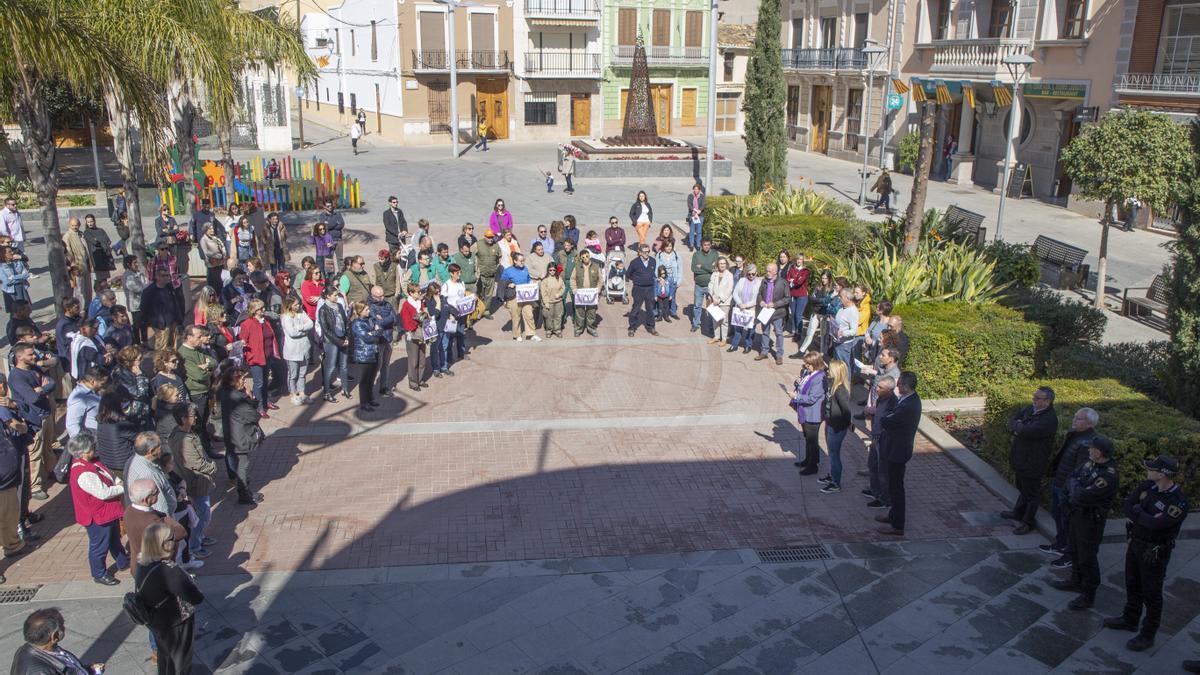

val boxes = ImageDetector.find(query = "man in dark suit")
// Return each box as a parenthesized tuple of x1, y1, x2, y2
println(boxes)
(1003, 386, 1059, 535)
(625, 245, 657, 337)
(754, 262, 790, 365)
(383, 196, 408, 256)
(876, 371, 922, 536)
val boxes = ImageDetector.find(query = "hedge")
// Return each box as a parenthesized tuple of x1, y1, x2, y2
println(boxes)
(729, 214, 866, 270)
(1000, 286, 1107, 352)
(982, 378, 1200, 513)
(897, 302, 1044, 398)
(1046, 341, 1171, 405)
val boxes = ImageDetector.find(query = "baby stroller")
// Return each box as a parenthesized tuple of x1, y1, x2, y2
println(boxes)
(604, 248, 627, 304)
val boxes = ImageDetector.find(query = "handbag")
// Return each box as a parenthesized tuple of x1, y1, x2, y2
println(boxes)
(123, 562, 167, 627)
(53, 450, 72, 485)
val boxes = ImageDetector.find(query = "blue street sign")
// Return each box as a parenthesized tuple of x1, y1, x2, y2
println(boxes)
(887, 93, 904, 110)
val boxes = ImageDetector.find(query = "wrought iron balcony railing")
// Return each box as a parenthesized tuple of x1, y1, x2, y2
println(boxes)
(411, 50, 511, 71)
(524, 52, 602, 77)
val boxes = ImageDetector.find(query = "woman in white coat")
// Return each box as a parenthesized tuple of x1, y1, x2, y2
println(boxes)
(279, 297, 315, 404)
(706, 257, 735, 345)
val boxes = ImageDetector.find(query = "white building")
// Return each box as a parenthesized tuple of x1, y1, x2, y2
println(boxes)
(515, 0, 605, 138)
(716, 24, 755, 136)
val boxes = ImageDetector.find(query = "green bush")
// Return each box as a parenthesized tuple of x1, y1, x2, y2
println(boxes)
(1001, 286, 1107, 350)
(982, 378, 1200, 513)
(730, 214, 866, 270)
(1046, 341, 1171, 404)
(898, 302, 1045, 398)
(896, 133, 920, 173)
(982, 240, 1040, 290)
(701, 186, 852, 250)
(834, 241, 1007, 305)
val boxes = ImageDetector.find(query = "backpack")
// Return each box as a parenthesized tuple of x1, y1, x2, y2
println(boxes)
(122, 563, 167, 627)
(821, 369, 834, 421)
(53, 451, 72, 485)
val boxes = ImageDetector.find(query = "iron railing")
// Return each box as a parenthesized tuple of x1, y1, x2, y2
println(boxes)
(412, 50, 511, 71)
(610, 45, 706, 65)
(524, 52, 602, 76)
(524, 0, 600, 15)
(1117, 72, 1200, 94)
(781, 47, 866, 70)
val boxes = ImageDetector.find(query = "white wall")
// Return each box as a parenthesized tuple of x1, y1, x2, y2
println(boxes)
(301, 0, 404, 120)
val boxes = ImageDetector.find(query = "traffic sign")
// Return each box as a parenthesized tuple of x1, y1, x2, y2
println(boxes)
(887, 93, 904, 110)
(1073, 106, 1098, 123)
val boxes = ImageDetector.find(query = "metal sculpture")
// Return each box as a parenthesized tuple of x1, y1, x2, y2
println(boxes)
(620, 30, 660, 145)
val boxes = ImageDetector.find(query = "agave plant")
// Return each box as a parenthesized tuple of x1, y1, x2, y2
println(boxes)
(706, 185, 841, 249)
(0, 175, 31, 199)
(833, 240, 1006, 305)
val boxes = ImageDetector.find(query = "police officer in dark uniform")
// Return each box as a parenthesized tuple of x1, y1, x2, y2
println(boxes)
(1050, 435, 1119, 609)
(1103, 455, 1188, 651)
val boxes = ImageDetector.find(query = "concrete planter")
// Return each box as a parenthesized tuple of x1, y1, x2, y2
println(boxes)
(573, 158, 733, 179)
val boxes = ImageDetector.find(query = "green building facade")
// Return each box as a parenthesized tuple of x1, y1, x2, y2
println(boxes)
(600, 0, 712, 137)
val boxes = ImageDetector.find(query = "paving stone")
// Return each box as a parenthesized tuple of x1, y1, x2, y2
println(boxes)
(1009, 623, 1087, 668)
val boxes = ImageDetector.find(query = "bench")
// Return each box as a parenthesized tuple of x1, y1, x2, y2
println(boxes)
(1122, 274, 1169, 321)
(1032, 235, 1089, 290)
(943, 205, 987, 246)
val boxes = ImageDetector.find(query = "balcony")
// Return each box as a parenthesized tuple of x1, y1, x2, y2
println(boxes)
(1116, 73, 1200, 97)
(781, 47, 867, 71)
(916, 38, 1030, 78)
(610, 45, 707, 66)
(411, 50, 511, 73)
(525, 52, 602, 78)
(524, 0, 600, 20)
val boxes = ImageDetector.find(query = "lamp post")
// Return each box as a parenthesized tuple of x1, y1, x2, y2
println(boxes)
(703, 0, 719, 193)
(856, 41, 888, 206)
(434, 0, 471, 158)
(296, 86, 306, 149)
(994, 52, 1035, 241)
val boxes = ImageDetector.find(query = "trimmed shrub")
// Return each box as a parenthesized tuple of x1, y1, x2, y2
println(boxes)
(702, 186, 862, 250)
(1046, 341, 1171, 405)
(898, 302, 1044, 398)
(982, 240, 1040, 290)
(730, 214, 866, 270)
(1001, 286, 1107, 350)
(982, 378, 1200, 513)
(896, 132, 920, 173)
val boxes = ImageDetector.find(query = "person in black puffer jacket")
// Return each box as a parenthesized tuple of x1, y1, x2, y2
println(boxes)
(95, 391, 139, 482)
(1043, 407, 1098, 564)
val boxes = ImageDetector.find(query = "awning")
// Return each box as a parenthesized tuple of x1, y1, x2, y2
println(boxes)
(891, 78, 909, 94)
(962, 81, 975, 108)
(934, 80, 953, 104)
(992, 80, 1013, 107)
(527, 18, 597, 27)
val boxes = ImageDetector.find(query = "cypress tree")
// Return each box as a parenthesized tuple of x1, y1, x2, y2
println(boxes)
(743, 0, 786, 192)
(1168, 121, 1200, 416)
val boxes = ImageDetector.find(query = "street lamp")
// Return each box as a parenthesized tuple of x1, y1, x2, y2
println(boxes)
(703, 0, 719, 194)
(434, 0, 480, 158)
(994, 52, 1035, 241)
(856, 40, 888, 206)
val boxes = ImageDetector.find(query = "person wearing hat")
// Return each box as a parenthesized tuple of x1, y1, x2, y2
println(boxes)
(1103, 454, 1188, 651)
(1051, 435, 1120, 610)
(374, 249, 400, 308)
(476, 229, 501, 318)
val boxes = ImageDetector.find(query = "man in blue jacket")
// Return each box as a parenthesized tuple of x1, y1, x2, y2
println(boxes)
(625, 245, 657, 337)
(369, 285, 399, 396)
(500, 254, 537, 341)
(9, 345, 55, 503)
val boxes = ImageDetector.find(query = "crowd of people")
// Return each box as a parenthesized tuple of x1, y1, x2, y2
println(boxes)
(0, 185, 1193, 673)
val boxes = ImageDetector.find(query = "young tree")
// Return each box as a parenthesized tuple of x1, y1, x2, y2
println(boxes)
(1059, 109, 1190, 308)
(903, 101, 936, 255)
(743, 0, 786, 192)
(1167, 121, 1200, 417)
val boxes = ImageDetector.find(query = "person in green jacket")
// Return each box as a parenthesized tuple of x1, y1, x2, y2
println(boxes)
(690, 237, 718, 333)
(476, 229, 501, 318)
(179, 325, 217, 453)
(373, 248, 400, 306)
(555, 238, 578, 319)
(451, 242, 478, 288)
(431, 243, 453, 283)
(571, 248, 602, 336)
(407, 250, 433, 293)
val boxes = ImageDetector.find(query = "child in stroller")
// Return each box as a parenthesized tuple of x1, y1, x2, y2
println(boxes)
(604, 252, 627, 304)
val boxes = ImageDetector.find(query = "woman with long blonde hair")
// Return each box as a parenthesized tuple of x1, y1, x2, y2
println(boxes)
(135, 521, 205, 674)
(819, 359, 853, 493)
(192, 285, 221, 326)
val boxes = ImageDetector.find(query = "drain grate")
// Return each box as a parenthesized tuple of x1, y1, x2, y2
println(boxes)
(0, 586, 40, 604)
(755, 546, 832, 563)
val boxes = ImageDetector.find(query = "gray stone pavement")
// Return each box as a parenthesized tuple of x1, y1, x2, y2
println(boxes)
(0, 536, 1196, 673)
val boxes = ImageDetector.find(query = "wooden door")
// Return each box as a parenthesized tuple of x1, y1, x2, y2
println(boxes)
(681, 88, 697, 127)
(571, 94, 591, 136)
(651, 84, 672, 135)
(476, 77, 509, 139)
(810, 85, 831, 154)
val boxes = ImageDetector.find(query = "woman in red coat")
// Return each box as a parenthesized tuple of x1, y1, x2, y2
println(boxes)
(67, 431, 129, 585)
(300, 267, 324, 321)
(238, 299, 280, 418)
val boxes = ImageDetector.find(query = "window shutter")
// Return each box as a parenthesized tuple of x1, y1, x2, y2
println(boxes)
(618, 8, 637, 45)
(685, 11, 703, 48)
(652, 9, 671, 46)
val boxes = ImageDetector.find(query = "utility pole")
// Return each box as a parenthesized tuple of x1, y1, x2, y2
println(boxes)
(296, 0, 306, 149)
(703, 0, 718, 193)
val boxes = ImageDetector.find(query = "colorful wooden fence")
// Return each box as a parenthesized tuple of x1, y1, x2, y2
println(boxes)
(157, 155, 362, 216)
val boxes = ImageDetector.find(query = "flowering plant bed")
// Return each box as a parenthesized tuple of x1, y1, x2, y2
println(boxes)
(932, 411, 985, 451)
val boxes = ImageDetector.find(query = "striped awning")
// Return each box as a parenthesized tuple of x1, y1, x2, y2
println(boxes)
(962, 82, 975, 108)
(992, 80, 1013, 107)
(934, 80, 953, 104)
(912, 82, 927, 102)
(891, 78, 909, 94)
(528, 17, 597, 26)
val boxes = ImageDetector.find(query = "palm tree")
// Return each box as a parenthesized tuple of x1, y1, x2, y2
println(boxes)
(96, 0, 230, 255)
(0, 0, 167, 307)
(209, 5, 316, 201)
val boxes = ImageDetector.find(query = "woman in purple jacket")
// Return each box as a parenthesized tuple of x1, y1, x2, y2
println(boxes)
(789, 350, 827, 476)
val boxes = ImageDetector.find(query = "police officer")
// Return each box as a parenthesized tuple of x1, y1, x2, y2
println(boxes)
(1050, 435, 1119, 610)
(1103, 455, 1188, 651)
